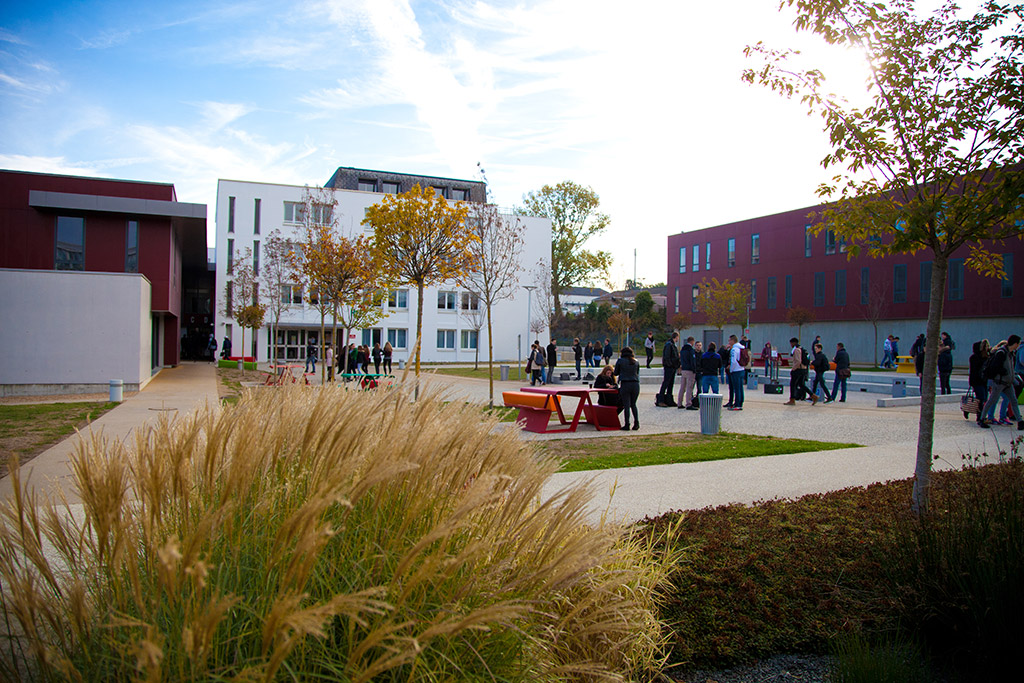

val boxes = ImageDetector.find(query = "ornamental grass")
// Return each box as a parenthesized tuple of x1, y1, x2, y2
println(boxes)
(0, 385, 674, 682)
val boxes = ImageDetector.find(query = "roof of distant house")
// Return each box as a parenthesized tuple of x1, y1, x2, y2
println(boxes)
(563, 286, 609, 297)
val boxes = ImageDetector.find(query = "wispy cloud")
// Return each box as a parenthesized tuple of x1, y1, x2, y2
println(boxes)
(0, 154, 107, 177)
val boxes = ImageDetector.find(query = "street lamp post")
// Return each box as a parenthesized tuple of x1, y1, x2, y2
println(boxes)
(623, 298, 635, 349)
(524, 285, 537, 364)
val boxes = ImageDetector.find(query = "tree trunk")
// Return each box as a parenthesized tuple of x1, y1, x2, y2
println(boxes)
(320, 310, 327, 385)
(486, 304, 494, 407)
(414, 282, 425, 400)
(912, 254, 948, 515)
(872, 322, 878, 367)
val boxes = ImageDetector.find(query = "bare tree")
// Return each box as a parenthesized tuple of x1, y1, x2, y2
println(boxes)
(460, 301, 485, 371)
(259, 229, 295, 366)
(786, 306, 816, 344)
(859, 280, 888, 367)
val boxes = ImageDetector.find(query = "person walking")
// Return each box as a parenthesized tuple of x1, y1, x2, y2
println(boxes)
(827, 342, 851, 403)
(207, 334, 218, 362)
(810, 342, 832, 402)
(572, 338, 583, 380)
(221, 335, 232, 361)
(937, 332, 955, 395)
(881, 335, 893, 368)
(659, 332, 680, 406)
(528, 342, 546, 386)
(305, 339, 317, 374)
(547, 339, 558, 382)
(968, 339, 990, 425)
(700, 342, 722, 394)
(382, 341, 393, 374)
(979, 334, 1023, 429)
(614, 346, 641, 430)
(644, 332, 656, 369)
(727, 334, 745, 410)
(785, 337, 817, 405)
(602, 338, 613, 366)
(677, 336, 698, 410)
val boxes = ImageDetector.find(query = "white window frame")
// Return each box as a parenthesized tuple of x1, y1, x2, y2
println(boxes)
(387, 328, 408, 349)
(388, 289, 409, 309)
(461, 329, 478, 350)
(460, 291, 479, 311)
(437, 329, 456, 350)
(437, 290, 457, 311)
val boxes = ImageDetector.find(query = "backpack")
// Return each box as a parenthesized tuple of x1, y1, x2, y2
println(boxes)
(800, 347, 810, 368)
(983, 350, 1004, 381)
(739, 346, 751, 366)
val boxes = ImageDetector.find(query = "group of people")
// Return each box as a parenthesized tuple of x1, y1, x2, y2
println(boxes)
(969, 334, 1023, 430)
(658, 332, 755, 410)
(304, 339, 394, 379)
(782, 337, 852, 405)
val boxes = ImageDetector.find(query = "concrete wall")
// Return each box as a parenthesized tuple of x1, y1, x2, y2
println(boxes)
(0, 268, 152, 395)
(684, 316, 1024, 368)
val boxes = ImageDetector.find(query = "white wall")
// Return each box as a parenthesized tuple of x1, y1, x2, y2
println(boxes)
(215, 180, 551, 363)
(0, 269, 152, 394)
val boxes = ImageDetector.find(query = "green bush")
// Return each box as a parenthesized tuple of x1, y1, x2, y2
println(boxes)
(0, 386, 675, 682)
(217, 359, 258, 370)
(828, 631, 930, 683)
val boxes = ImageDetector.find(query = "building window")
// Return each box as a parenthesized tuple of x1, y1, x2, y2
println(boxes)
(727, 238, 736, 267)
(691, 285, 699, 313)
(679, 246, 686, 274)
(125, 220, 138, 273)
(825, 229, 836, 255)
(254, 198, 261, 234)
(813, 272, 825, 306)
(437, 329, 456, 350)
(228, 196, 235, 233)
(693, 245, 699, 272)
(919, 261, 932, 302)
(766, 276, 777, 309)
(785, 274, 792, 308)
(284, 201, 304, 223)
(750, 279, 757, 310)
(461, 329, 478, 349)
(253, 241, 260, 276)
(431, 186, 448, 199)
(452, 188, 469, 201)
(751, 233, 760, 264)
(805, 225, 812, 257)
(388, 289, 409, 309)
(281, 284, 303, 304)
(226, 239, 234, 272)
(894, 264, 907, 303)
(835, 269, 846, 306)
(55, 216, 85, 271)
(705, 242, 711, 270)
(948, 258, 965, 301)
(225, 281, 233, 317)
(1002, 254, 1013, 298)
(674, 287, 679, 313)
(358, 179, 377, 192)
(437, 291, 457, 311)
(383, 182, 400, 194)
(460, 291, 479, 311)
(385, 328, 406, 349)
(860, 267, 870, 305)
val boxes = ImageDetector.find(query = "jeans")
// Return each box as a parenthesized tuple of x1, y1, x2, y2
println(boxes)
(646, 347, 654, 368)
(576, 359, 582, 379)
(811, 371, 831, 401)
(620, 381, 640, 427)
(701, 374, 719, 394)
(831, 375, 847, 401)
(881, 349, 892, 367)
(729, 370, 745, 407)
(306, 358, 316, 373)
(981, 380, 1021, 422)
(540, 366, 547, 384)
(939, 371, 952, 395)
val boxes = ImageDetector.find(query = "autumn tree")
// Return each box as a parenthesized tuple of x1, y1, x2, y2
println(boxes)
(224, 246, 260, 375)
(460, 203, 524, 402)
(521, 181, 613, 318)
(363, 185, 474, 387)
(671, 312, 692, 334)
(607, 311, 633, 349)
(696, 278, 751, 334)
(326, 234, 391, 377)
(259, 229, 295, 365)
(786, 305, 817, 342)
(744, 0, 1024, 512)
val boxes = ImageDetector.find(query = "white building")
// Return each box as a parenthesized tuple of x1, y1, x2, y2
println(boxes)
(214, 176, 551, 365)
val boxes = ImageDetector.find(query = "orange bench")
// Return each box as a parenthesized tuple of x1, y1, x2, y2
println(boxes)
(502, 390, 557, 433)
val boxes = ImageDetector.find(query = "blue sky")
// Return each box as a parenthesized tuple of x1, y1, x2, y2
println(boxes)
(0, 0, 878, 286)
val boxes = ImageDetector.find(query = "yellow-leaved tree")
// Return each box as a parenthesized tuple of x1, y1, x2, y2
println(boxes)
(696, 277, 751, 336)
(362, 185, 475, 388)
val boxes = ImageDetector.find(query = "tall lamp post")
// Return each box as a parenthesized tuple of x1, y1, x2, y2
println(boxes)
(623, 298, 635, 349)
(523, 285, 536, 366)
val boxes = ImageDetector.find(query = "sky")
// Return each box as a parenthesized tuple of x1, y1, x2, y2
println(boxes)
(0, 0, 882, 288)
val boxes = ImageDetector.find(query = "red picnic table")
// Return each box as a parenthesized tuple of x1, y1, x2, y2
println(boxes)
(502, 385, 621, 433)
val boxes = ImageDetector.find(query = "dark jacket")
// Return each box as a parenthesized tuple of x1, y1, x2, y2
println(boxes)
(573, 343, 582, 361)
(614, 356, 641, 383)
(547, 343, 557, 367)
(679, 342, 695, 372)
(812, 350, 830, 375)
(594, 373, 622, 408)
(699, 350, 722, 375)
(603, 342, 613, 359)
(584, 344, 594, 361)
(969, 343, 985, 387)
(833, 348, 850, 371)
(662, 340, 680, 370)
(937, 336, 955, 372)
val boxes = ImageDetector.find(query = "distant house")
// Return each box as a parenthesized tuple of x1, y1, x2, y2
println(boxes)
(594, 287, 667, 312)
(561, 286, 608, 315)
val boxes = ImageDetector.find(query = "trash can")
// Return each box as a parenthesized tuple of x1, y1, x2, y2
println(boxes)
(237, 359, 244, 371)
(500, 365, 510, 381)
(892, 378, 907, 398)
(399, 359, 405, 370)
(747, 373, 758, 390)
(109, 379, 123, 403)
(699, 392, 723, 435)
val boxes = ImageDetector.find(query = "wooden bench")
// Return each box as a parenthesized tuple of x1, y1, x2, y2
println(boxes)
(502, 390, 557, 433)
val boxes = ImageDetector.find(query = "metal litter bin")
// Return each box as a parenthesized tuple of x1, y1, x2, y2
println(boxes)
(747, 373, 758, 390)
(399, 359, 405, 370)
(892, 378, 907, 398)
(699, 392, 723, 435)
(500, 365, 510, 381)
(109, 379, 123, 403)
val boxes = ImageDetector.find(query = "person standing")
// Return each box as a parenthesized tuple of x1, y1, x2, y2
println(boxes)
(693, 340, 704, 401)
(644, 332, 656, 369)
(547, 339, 558, 382)
(221, 335, 232, 361)
(761, 341, 773, 377)
(325, 344, 334, 382)
(785, 337, 817, 405)
(968, 340, 990, 425)
(810, 342, 832, 402)
(584, 341, 595, 369)
(208, 334, 218, 362)
(937, 332, 955, 395)
(572, 338, 583, 380)
(727, 334, 745, 410)
(305, 339, 317, 373)
(602, 338, 613, 366)
(677, 336, 698, 410)
(979, 335, 1023, 429)
(827, 342, 851, 403)
(699, 342, 722, 394)
(659, 332, 680, 406)
(529, 343, 546, 386)
(382, 341, 393, 374)
(614, 347, 641, 430)
(882, 335, 893, 368)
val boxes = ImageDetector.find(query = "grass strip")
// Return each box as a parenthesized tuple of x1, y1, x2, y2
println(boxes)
(540, 432, 859, 472)
(0, 401, 117, 475)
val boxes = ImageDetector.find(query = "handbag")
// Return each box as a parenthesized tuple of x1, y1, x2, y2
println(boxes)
(837, 368, 852, 379)
(960, 387, 980, 416)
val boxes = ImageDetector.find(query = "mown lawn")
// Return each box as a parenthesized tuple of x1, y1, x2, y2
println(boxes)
(0, 401, 117, 476)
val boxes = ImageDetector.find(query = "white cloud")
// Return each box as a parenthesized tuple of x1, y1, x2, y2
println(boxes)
(0, 154, 108, 177)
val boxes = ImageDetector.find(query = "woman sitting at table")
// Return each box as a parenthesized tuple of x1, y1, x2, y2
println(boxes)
(594, 365, 624, 414)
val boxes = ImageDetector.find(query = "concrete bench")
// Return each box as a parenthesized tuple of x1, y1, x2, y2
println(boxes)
(502, 390, 557, 432)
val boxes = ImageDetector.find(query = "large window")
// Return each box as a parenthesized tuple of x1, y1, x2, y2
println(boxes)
(805, 225, 812, 257)
(284, 201, 332, 225)
(893, 264, 907, 303)
(727, 238, 736, 267)
(679, 246, 686, 273)
(766, 276, 777, 309)
(751, 233, 760, 264)
(253, 198, 261, 234)
(1002, 254, 1014, 298)
(284, 201, 304, 223)
(388, 289, 408, 309)
(358, 179, 377, 192)
(813, 272, 825, 306)
(691, 285, 699, 312)
(362, 328, 383, 347)
(55, 216, 85, 271)
(919, 261, 932, 302)
(948, 258, 964, 300)
(825, 229, 836, 255)
(383, 182, 400, 194)
(750, 279, 757, 309)
(436, 329, 456, 350)
(461, 329, 478, 349)
(460, 291, 479, 311)
(226, 238, 234, 272)
(228, 196, 235, 233)
(431, 186, 448, 199)
(387, 328, 408, 349)
(693, 245, 699, 272)
(706, 242, 711, 270)
(452, 188, 470, 201)
(125, 220, 138, 273)
(860, 267, 870, 305)
(835, 269, 846, 306)
(437, 291, 457, 311)
(785, 274, 792, 308)
(281, 284, 303, 304)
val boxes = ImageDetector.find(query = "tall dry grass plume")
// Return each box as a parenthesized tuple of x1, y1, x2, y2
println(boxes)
(0, 384, 675, 681)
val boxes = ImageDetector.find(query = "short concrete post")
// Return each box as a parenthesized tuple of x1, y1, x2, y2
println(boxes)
(109, 379, 123, 403)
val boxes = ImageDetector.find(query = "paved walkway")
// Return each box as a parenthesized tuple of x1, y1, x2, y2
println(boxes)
(3, 364, 1017, 526)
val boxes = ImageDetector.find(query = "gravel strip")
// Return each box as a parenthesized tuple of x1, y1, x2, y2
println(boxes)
(670, 653, 832, 682)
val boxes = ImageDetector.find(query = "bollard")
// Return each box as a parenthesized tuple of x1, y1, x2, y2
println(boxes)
(109, 379, 123, 403)
(699, 392, 723, 435)
(500, 365, 510, 381)
(399, 359, 405, 370)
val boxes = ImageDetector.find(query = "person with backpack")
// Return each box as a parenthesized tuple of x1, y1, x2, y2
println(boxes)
(528, 342, 546, 386)
(658, 332, 680, 406)
(810, 342, 832, 402)
(727, 334, 747, 410)
(979, 334, 1023, 429)
(784, 337, 817, 405)
(969, 339, 990, 425)
(699, 342, 722, 394)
